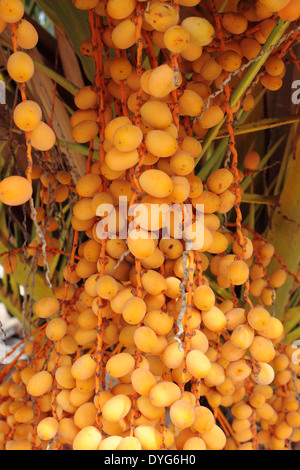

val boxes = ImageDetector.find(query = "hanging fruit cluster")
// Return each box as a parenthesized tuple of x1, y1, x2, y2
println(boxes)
(0, 0, 300, 451)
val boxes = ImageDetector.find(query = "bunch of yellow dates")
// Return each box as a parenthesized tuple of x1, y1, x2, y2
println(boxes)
(0, 0, 300, 451)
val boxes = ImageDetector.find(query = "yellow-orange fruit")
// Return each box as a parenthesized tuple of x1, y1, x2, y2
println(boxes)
(265, 56, 285, 76)
(252, 362, 275, 385)
(136, 396, 165, 421)
(189, 329, 208, 353)
(96, 275, 118, 300)
(279, 0, 300, 20)
(109, 287, 134, 314)
(14, 406, 34, 424)
(15, 19, 38, 49)
(134, 326, 158, 353)
(202, 306, 226, 332)
(250, 279, 267, 297)
(111, 19, 136, 49)
(71, 354, 97, 381)
(273, 353, 289, 371)
(198, 106, 224, 129)
(117, 437, 142, 451)
(70, 109, 98, 128)
(192, 191, 220, 214)
(163, 342, 184, 369)
(207, 231, 229, 254)
(181, 16, 215, 46)
(183, 436, 206, 450)
(204, 362, 225, 387)
(3, 254, 18, 274)
(0, 176, 33, 206)
(72, 120, 99, 144)
(181, 41, 203, 61)
(127, 230, 156, 260)
(150, 381, 182, 407)
(170, 399, 195, 429)
(131, 368, 156, 396)
(105, 146, 139, 171)
(7, 51, 34, 83)
(193, 285, 215, 311)
(30, 121, 56, 151)
(57, 418, 79, 445)
(109, 57, 132, 82)
(164, 25, 190, 53)
(139, 169, 173, 198)
(6, 440, 32, 451)
(37, 418, 59, 441)
(226, 360, 252, 383)
(286, 411, 300, 428)
(122, 296, 147, 325)
(33, 297, 60, 320)
(201, 58, 222, 81)
(179, 89, 204, 117)
(170, 150, 194, 176)
(249, 336, 275, 362)
(192, 405, 215, 434)
(182, 137, 202, 160)
(225, 307, 246, 330)
(247, 306, 271, 330)
(144, 310, 173, 336)
(147, 64, 181, 98)
(45, 318, 67, 342)
(99, 436, 123, 450)
(106, 353, 135, 378)
(269, 269, 287, 288)
(200, 424, 226, 450)
(0, 0, 24, 22)
(248, 392, 266, 409)
(145, 130, 178, 158)
(74, 86, 98, 110)
(259, 0, 290, 11)
(76, 174, 102, 197)
(102, 394, 131, 422)
(105, 116, 131, 142)
(186, 350, 212, 378)
(26, 371, 53, 397)
(73, 426, 102, 451)
(134, 425, 163, 450)
(260, 74, 282, 91)
(207, 169, 234, 194)
(106, 0, 137, 19)
(241, 38, 261, 61)
(232, 237, 253, 260)
(14, 100, 42, 132)
(222, 12, 248, 34)
(227, 260, 249, 285)
(144, 3, 179, 32)
(231, 402, 253, 420)
(217, 50, 242, 72)
(231, 324, 254, 350)
(113, 124, 143, 152)
(141, 270, 168, 296)
(170, 176, 190, 204)
(140, 100, 173, 129)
